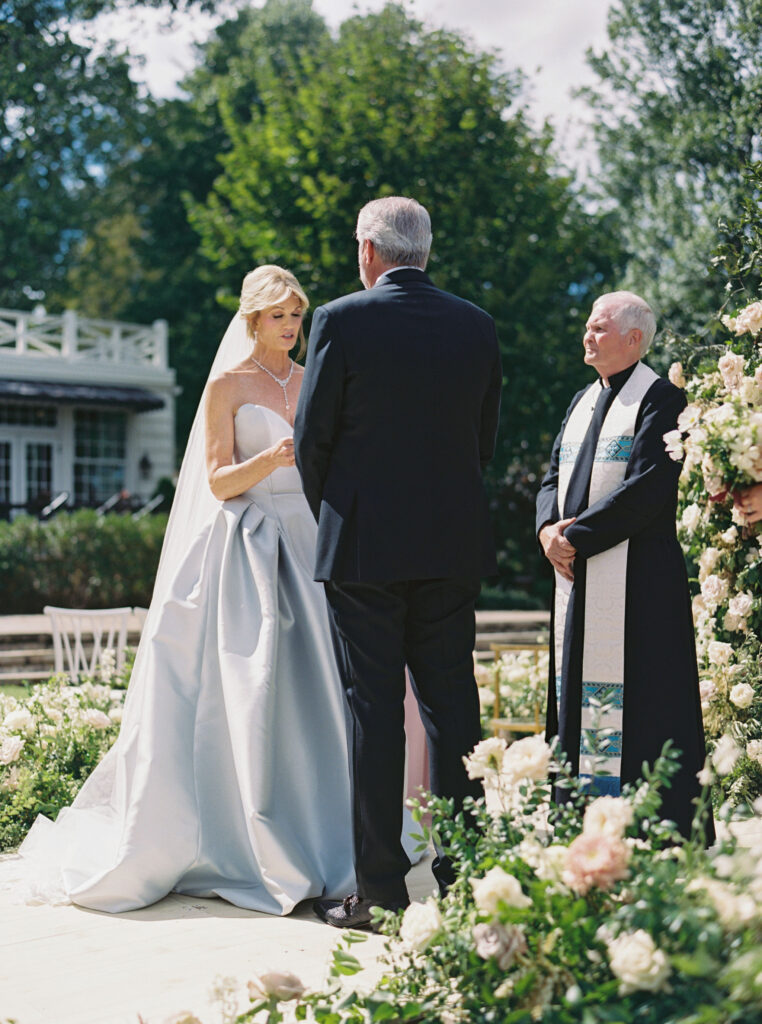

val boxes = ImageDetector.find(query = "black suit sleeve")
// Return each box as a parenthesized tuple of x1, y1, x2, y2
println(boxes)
(479, 322, 502, 470)
(294, 306, 345, 522)
(563, 381, 686, 558)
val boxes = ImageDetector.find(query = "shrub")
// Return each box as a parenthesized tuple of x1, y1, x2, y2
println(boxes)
(0, 510, 167, 613)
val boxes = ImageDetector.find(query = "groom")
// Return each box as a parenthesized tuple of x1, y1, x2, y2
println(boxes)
(294, 196, 502, 927)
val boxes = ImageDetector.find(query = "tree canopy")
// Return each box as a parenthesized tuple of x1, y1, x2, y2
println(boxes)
(582, 0, 762, 337)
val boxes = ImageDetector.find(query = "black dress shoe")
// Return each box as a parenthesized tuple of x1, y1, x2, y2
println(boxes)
(313, 892, 408, 931)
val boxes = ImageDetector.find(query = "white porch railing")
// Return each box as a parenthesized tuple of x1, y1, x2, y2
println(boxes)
(0, 308, 168, 369)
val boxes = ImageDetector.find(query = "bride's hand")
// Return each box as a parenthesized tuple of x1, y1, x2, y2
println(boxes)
(267, 436, 296, 469)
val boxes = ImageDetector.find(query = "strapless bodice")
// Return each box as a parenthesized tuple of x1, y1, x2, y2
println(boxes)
(233, 403, 302, 496)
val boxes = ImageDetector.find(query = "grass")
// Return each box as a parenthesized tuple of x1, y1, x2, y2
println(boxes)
(1, 684, 32, 700)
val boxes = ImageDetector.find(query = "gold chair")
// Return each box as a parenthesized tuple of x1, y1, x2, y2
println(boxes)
(490, 641, 548, 739)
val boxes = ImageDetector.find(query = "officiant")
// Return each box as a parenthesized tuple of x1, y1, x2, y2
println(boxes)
(536, 290, 713, 840)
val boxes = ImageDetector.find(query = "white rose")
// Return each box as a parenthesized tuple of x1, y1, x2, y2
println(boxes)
(472, 866, 532, 916)
(0, 735, 24, 765)
(668, 362, 686, 388)
(720, 525, 739, 546)
(699, 678, 717, 703)
(723, 610, 746, 632)
(728, 592, 754, 619)
(607, 929, 671, 994)
(108, 706, 124, 724)
(677, 403, 701, 431)
(735, 300, 762, 336)
(698, 547, 721, 581)
(718, 351, 746, 391)
(534, 844, 568, 883)
(680, 503, 702, 533)
(663, 429, 684, 461)
(247, 970, 305, 1002)
(746, 740, 762, 766)
(3, 707, 36, 736)
(701, 453, 724, 496)
(399, 899, 442, 951)
(472, 922, 527, 969)
(464, 737, 507, 780)
(712, 734, 741, 776)
(707, 640, 733, 665)
(82, 708, 112, 731)
(583, 796, 634, 838)
(500, 734, 552, 784)
(729, 682, 755, 709)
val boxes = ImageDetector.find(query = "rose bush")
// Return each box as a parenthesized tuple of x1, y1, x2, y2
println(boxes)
(191, 734, 762, 1024)
(0, 661, 129, 851)
(665, 167, 762, 808)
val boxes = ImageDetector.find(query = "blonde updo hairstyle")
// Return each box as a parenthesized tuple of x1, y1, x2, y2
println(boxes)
(238, 265, 309, 359)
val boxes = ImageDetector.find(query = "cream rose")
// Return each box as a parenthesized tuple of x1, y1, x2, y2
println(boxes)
(3, 707, 36, 736)
(583, 796, 633, 838)
(698, 547, 720, 581)
(248, 970, 305, 1002)
(729, 682, 754, 709)
(746, 739, 762, 766)
(712, 734, 741, 776)
(701, 576, 729, 610)
(668, 362, 686, 388)
(728, 592, 754, 620)
(82, 708, 113, 731)
(464, 737, 507, 780)
(0, 735, 24, 765)
(606, 929, 671, 994)
(472, 922, 527, 969)
(699, 678, 717, 704)
(399, 899, 442, 951)
(707, 639, 733, 665)
(718, 351, 746, 391)
(472, 866, 532, 915)
(680, 503, 702, 533)
(663, 429, 684, 461)
(500, 734, 552, 784)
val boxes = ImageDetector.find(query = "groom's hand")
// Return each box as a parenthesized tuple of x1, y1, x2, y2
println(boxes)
(539, 518, 577, 582)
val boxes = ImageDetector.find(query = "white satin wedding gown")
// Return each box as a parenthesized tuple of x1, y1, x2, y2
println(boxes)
(16, 403, 420, 914)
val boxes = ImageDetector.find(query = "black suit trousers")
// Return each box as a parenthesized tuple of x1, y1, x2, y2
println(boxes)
(324, 577, 483, 903)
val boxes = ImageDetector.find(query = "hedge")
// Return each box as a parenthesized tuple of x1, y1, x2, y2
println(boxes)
(0, 510, 167, 613)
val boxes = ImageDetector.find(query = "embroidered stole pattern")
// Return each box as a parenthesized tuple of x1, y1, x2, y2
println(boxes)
(553, 362, 658, 795)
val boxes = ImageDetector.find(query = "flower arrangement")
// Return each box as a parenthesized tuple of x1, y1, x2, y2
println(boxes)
(176, 735, 762, 1024)
(475, 647, 549, 737)
(666, 292, 762, 808)
(0, 663, 127, 851)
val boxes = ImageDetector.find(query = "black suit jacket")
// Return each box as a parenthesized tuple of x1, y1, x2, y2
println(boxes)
(294, 268, 502, 583)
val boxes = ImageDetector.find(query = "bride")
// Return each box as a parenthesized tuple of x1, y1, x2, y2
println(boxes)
(17, 265, 421, 914)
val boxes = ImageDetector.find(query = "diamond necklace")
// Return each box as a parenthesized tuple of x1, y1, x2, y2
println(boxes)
(250, 356, 295, 411)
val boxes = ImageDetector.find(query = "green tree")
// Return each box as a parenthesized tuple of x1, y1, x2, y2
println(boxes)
(184, 0, 616, 600)
(581, 0, 762, 337)
(62, 0, 331, 442)
(0, 0, 216, 309)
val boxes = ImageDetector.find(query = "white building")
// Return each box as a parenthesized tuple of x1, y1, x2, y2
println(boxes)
(0, 308, 176, 516)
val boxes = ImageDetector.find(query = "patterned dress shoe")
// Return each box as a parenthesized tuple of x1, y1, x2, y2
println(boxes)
(313, 892, 408, 930)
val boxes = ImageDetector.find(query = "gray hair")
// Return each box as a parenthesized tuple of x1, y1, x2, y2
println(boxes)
(356, 197, 432, 269)
(594, 290, 657, 357)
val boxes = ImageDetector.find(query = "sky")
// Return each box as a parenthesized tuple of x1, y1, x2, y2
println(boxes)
(83, 0, 613, 164)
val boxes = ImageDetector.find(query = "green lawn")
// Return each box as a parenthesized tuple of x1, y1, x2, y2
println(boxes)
(1, 683, 32, 700)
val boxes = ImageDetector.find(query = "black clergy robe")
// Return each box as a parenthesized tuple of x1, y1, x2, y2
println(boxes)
(536, 367, 713, 840)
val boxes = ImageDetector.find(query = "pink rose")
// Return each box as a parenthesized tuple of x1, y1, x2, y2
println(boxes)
(561, 833, 630, 895)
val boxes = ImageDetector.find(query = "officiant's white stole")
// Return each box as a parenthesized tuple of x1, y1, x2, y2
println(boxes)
(553, 361, 658, 796)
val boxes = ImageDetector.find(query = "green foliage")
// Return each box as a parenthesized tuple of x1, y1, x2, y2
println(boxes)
(0, 675, 126, 851)
(0, 510, 166, 613)
(224, 742, 762, 1024)
(668, 162, 762, 807)
(582, 0, 762, 338)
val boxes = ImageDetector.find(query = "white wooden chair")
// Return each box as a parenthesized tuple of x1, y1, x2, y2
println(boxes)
(44, 606, 132, 682)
